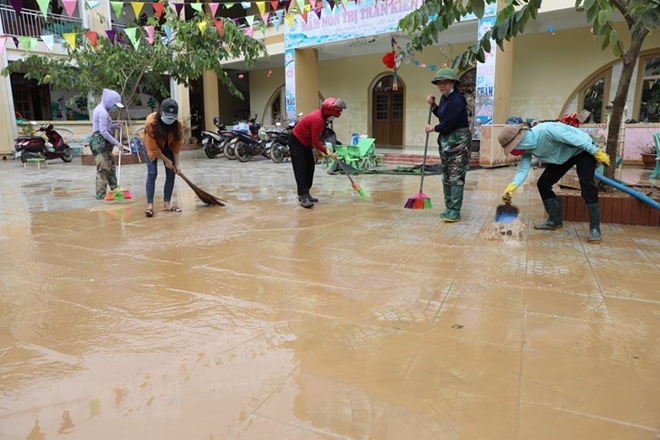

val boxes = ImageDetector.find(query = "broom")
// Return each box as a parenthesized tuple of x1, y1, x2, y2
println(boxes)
(105, 124, 133, 201)
(177, 171, 226, 206)
(404, 104, 433, 209)
(334, 157, 367, 198)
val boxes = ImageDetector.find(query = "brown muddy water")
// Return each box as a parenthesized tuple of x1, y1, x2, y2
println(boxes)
(1, 153, 659, 439)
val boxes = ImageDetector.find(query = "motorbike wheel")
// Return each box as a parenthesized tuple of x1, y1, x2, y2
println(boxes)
(20, 152, 29, 164)
(224, 140, 237, 160)
(204, 144, 217, 159)
(236, 142, 252, 162)
(61, 147, 73, 162)
(270, 143, 285, 163)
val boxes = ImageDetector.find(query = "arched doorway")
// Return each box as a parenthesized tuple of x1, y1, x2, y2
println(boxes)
(371, 75, 404, 146)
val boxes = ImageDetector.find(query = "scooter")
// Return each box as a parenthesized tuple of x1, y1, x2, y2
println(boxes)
(269, 122, 294, 163)
(202, 117, 236, 159)
(234, 123, 272, 162)
(14, 122, 74, 164)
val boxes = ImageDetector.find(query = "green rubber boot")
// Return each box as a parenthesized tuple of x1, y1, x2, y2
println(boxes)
(440, 183, 451, 217)
(534, 197, 563, 230)
(586, 203, 602, 243)
(441, 185, 464, 222)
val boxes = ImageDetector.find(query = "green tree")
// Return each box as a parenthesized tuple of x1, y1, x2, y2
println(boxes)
(2, 8, 267, 122)
(399, 0, 660, 180)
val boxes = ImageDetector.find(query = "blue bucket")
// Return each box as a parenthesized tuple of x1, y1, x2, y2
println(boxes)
(351, 133, 359, 146)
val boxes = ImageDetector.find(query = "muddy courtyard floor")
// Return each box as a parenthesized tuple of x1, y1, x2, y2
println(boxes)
(1, 152, 659, 440)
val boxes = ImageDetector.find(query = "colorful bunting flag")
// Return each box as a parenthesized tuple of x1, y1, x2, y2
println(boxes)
(85, 31, 98, 48)
(190, 3, 203, 13)
(131, 1, 145, 18)
(245, 27, 254, 37)
(144, 25, 155, 44)
(12, 37, 19, 49)
(86, 1, 101, 9)
(197, 21, 207, 34)
(209, 3, 220, 16)
(41, 35, 55, 51)
(245, 15, 255, 27)
(270, 0, 280, 11)
(274, 10, 283, 30)
(174, 3, 184, 17)
(0, 36, 7, 54)
(36, 0, 50, 18)
(63, 33, 77, 50)
(17, 36, 37, 52)
(225, 3, 235, 8)
(124, 27, 140, 49)
(214, 20, 224, 36)
(63, 0, 77, 17)
(256, 2, 266, 15)
(9, 0, 21, 16)
(241, 2, 251, 9)
(261, 12, 270, 24)
(153, 2, 164, 20)
(110, 1, 123, 17)
(106, 29, 117, 44)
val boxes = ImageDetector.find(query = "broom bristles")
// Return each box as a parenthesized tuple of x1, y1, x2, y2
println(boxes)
(404, 191, 432, 209)
(178, 172, 226, 206)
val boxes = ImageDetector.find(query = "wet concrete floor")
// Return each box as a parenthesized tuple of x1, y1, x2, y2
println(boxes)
(1, 151, 659, 439)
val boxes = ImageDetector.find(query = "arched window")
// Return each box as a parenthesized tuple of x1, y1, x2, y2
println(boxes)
(579, 75, 609, 124)
(638, 55, 660, 123)
(263, 86, 323, 125)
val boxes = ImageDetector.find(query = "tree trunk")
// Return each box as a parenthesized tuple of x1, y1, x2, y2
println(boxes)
(603, 27, 648, 181)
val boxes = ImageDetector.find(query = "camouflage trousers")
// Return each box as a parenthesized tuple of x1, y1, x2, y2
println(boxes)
(438, 127, 471, 186)
(92, 134, 118, 198)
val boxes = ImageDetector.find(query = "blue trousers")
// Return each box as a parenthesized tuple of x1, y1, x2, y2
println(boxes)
(145, 146, 175, 204)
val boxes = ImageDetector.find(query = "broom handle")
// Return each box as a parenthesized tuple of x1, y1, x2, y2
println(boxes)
(334, 158, 357, 186)
(419, 104, 433, 193)
(117, 124, 122, 185)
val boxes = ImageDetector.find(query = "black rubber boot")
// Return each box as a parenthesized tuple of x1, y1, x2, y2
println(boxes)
(299, 194, 314, 209)
(586, 203, 602, 243)
(299, 194, 319, 203)
(534, 197, 563, 230)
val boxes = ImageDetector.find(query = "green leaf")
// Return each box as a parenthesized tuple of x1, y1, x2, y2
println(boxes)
(475, 47, 486, 63)
(609, 29, 618, 47)
(471, 0, 485, 19)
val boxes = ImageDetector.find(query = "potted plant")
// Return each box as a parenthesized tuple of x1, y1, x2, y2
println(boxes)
(641, 144, 658, 169)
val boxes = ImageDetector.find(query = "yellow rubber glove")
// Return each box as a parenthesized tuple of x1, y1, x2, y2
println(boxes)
(502, 183, 517, 203)
(594, 150, 611, 167)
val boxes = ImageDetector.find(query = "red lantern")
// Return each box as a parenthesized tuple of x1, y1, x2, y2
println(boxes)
(382, 52, 396, 69)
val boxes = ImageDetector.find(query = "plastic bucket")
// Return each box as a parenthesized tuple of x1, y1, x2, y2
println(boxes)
(351, 133, 359, 146)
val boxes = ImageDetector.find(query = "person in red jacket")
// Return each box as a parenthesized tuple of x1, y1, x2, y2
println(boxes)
(289, 98, 344, 208)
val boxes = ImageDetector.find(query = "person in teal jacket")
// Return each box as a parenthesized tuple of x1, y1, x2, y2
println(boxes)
(497, 122, 611, 243)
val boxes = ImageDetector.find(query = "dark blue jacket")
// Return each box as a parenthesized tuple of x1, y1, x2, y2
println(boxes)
(432, 90, 469, 135)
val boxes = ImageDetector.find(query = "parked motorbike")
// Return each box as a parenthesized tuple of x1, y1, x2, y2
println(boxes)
(269, 122, 294, 163)
(202, 117, 236, 159)
(234, 123, 272, 162)
(224, 116, 261, 160)
(14, 122, 73, 164)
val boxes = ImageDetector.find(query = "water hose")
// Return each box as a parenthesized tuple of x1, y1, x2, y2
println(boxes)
(594, 171, 660, 212)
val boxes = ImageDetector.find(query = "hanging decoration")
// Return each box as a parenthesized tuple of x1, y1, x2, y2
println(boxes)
(381, 52, 395, 69)
(547, 25, 555, 35)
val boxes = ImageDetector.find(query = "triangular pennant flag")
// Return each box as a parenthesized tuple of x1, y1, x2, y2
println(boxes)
(17, 36, 37, 52)
(12, 37, 19, 48)
(110, 1, 123, 17)
(261, 12, 270, 24)
(285, 13, 294, 27)
(41, 34, 55, 51)
(274, 10, 283, 30)
(86, 0, 101, 9)
(224, 3, 235, 8)
(214, 20, 224, 36)
(124, 27, 140, 49)
(174, 3, 185, 17)
(245, 27, 254, 37)
(284, 0, 291, 12)
(131, 2, 145, 18)
(36, 0, 49, 18)
(340, 0, 347, 11)
(9, 0, 21, 15)
(327, 0, 335, 10)
(63, 33, 77, 50)
(144, 25, 155, 44)
(197, 21, 207, 34)
(301, 10, 308, 22)
(163, 24, 173, 42)
(309, 0, 315, 8)
(256, 2, 266, 15)
(314, 7, 321, 19)
(63, 0, 77, 17)
(85, 31, 98, 48)
(0, 36, 7, 54)
(241, 2, 251, 9)
(270, 1, 279, 11)
(106, 29, 117, 43)
(245, 15, 255, 27)
(208, 3, 219, 16)
(190, 2, 203, 12)
(153, 2, 164, 19)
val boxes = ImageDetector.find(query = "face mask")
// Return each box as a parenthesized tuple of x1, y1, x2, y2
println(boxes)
(161, 115, 176, 125)
(327, 116, 336, 121)
(110, 105, 118, 112)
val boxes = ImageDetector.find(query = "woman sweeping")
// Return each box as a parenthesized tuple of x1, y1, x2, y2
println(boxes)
(142, 98, 183, 217)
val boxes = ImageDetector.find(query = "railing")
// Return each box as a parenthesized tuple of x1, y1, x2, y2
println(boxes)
(0, 5, 82, 38)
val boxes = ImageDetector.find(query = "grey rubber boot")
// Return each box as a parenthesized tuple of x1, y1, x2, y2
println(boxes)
(534, 197, 563, 230)
(586, 203, 602, 243)
(299, 194, 319, 203)
(440, 183, 451, 217)
(441, 185, 464, 222)
(299, 194, 314, 209)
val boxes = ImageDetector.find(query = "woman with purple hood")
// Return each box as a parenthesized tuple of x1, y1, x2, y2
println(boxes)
(90, 88, 124, 200)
